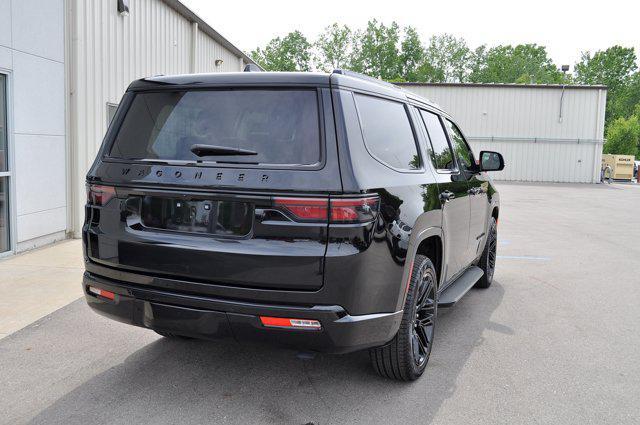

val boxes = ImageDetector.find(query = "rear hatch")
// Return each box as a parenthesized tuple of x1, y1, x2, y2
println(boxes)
(84, 84, 343, 291)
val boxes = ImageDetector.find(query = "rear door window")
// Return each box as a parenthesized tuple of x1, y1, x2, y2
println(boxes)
(419, 110, 456, 171)
(108, 89, 321, 166)
(354, 94, 420, 171)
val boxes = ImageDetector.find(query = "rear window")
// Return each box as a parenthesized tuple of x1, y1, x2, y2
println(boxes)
(108, 89, 321, 166)
(354, 94, 420, 171)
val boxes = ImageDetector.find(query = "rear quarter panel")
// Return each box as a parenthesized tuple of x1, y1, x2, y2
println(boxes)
(327, 89, 443, 315)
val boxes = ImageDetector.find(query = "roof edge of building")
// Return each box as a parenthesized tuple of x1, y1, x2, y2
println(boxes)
(161, 0, 259, 68)
(395, 82, 608, 90)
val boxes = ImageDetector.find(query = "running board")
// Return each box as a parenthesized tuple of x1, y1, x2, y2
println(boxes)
(438, 266, 484, 308)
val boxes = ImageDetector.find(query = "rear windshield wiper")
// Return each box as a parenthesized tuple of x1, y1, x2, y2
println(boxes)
(190, 144, 258, 157)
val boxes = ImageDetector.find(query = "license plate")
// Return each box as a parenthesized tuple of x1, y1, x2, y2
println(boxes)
(140, 197, 253, 236)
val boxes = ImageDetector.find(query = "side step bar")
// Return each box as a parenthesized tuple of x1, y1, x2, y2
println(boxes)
(438, 266, 484, 308)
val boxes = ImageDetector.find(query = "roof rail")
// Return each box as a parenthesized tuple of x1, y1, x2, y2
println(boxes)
(332, 69, 397, 88)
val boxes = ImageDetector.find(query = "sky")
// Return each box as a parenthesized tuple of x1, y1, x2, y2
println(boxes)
(181, 0, 640, 71)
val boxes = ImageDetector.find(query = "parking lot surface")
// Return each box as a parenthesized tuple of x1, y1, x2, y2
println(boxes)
(1, 182, 639, 425)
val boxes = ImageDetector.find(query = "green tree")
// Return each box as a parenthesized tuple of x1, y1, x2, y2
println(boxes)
(399, 26, 424, 81)
(574, 46, 638, 127)
(611, 73, 640, 121)
(470, 44, 564, 84)
(604, 110, 640, 156)
(424, 34, 473, 82)
(350, 20, 401, 80)
(250, 31, 312, 71)
(413, 61, 445, 83)
(315, 23, 352, 72)
(574, 46, 637, 92)
(469, 45, 487, 78)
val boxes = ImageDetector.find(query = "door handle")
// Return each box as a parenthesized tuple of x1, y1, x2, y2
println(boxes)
(440, 190, 455, 202)
(468, 187, 479, 195)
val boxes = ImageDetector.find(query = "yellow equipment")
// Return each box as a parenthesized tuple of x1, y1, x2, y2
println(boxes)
(601, 154, 635, 181)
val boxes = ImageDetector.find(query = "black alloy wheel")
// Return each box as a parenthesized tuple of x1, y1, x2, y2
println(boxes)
(370, 254, 438, 381)
(475, 217, 497, 288)
(412, 264, 437, 367)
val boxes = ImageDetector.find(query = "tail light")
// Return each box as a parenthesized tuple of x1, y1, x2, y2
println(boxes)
(87, 184, 116, 206)
(273, 195, 379, 223)
(330, 197, 379, 222)
(272, 197, 328, 222)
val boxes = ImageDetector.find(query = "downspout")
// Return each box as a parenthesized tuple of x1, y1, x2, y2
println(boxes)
(64, 0, 77, 237)
(558, 84, 565, 123)
(592, 89, 603, 183)
(190, 21, 198, 73)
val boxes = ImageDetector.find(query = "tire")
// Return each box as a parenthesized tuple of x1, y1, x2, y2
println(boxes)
(369, 254, 437, 381)
(475, 217, 497, 289)
(154, 330, 193, 339)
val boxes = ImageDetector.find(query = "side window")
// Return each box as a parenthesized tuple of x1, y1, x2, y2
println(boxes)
(419, 109, 455, 170)
(444, 119, 474, 172)
(354, 94, 420, 171)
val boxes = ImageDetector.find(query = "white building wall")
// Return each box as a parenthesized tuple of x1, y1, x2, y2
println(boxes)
(196, 29, 242, 73)
(401, 84, 607, 183)
(68, 0, 249, 237)
(1, 0, 67, 252)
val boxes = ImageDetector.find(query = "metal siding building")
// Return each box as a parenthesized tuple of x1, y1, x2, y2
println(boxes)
(67, 0, 255, 238)
(0, 0, 67, 254)
(0, 0, 255, 255)
(398, 83, 607, 184)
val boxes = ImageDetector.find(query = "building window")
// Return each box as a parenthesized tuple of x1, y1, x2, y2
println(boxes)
(106, 102, 118, 127)
(0, 74, 10, 253)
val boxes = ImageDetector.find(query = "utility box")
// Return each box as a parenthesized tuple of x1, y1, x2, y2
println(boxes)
(602, 154, 635, 180)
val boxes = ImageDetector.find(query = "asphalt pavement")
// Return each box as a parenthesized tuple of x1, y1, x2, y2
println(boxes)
(1, 182, 639, 424)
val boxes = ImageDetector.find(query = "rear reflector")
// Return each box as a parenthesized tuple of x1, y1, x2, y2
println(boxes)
(260, 316, 321, 330)
(405, 259, 415, 296)
(88, 286, 115, 301)
(273, 195, 379, 223)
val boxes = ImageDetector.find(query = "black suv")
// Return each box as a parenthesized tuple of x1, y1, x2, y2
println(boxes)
(83, 70, 504, 381)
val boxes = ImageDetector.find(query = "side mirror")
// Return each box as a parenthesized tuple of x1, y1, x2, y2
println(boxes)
(479, 151, 504, 172)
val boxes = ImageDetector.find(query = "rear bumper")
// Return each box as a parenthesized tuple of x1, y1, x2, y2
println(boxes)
(83, 272, 402, 354)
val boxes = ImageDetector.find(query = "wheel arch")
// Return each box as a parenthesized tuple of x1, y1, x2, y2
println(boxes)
(394, 225, 444, 312)
(415, 236, 443, 290)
